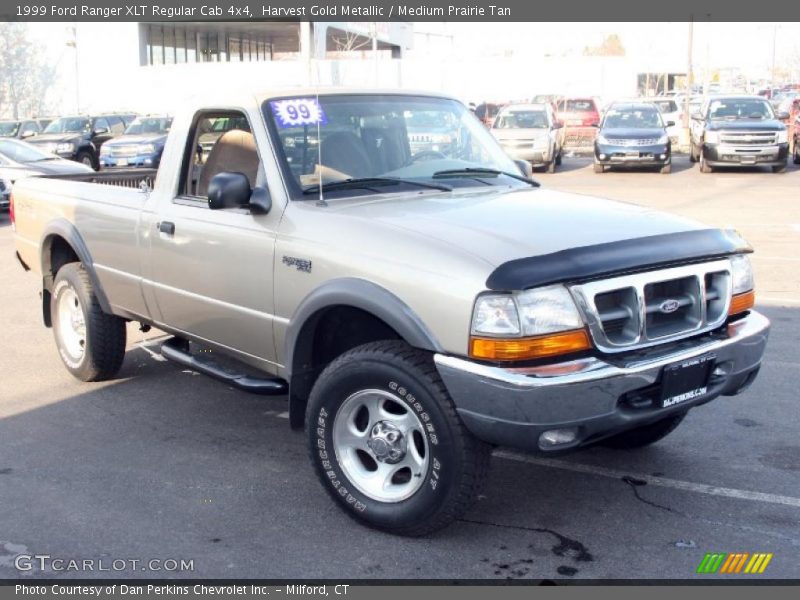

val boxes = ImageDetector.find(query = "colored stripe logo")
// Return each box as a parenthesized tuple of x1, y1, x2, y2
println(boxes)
(696, 552, 773, 574)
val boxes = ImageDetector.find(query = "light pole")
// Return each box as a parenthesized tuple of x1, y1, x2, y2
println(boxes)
(771, 24, 778, 90)
(65, 26, 80, 113)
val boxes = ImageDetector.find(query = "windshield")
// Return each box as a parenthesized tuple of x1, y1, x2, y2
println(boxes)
(44, 117, 90, 134)
(603, 108, 663, 129)
(0, 121, 21, 137)
(264, 94, 524, 198)
(708, 99, 774, 120)
(653, 100, 678, 113)
(124, 117, 172, 135)
(563, 99, 596, 112)
(494, 109, 549, 129)
(0, 138, 53, 162)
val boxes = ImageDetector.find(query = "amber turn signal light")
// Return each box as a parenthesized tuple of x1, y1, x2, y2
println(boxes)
(729, 290, 755, 316)
(470, 329, 591, 361)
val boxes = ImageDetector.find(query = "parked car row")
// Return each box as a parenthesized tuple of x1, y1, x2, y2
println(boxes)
(0, 112, 171, 172)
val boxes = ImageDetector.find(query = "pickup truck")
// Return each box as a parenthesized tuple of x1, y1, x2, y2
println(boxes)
(12, 89, 770, 536)
(689, 95, 790, 173)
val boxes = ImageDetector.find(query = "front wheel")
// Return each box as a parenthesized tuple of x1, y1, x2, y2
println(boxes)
(600, 413, 687, 449)
(593, 162, 604, 174)
(689, 141, 699, 162)
(306, 341, 490, 536)
(699, 152, 713, 173)
(793, 144, 800, 165)
(660, 162, 672, 174)
(52, 263, 127, 381)
(772, 164, 787, 173)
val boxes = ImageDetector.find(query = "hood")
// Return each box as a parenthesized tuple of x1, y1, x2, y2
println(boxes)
(28, 132, 87, 145)
(492, 128, 550, 141)
(322, 186, 705, 268)
(104, 134, 167, 146)
(706, 119, 786, 132)
(599, 127, 666, 139)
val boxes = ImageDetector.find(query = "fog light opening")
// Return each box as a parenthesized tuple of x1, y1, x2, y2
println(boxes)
(539, 428, 578, 448)
(660, 153, 667, 160)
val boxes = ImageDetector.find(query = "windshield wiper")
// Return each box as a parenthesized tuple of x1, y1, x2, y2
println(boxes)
(302, 177, 452, 195)
(432, 167, 540, 187)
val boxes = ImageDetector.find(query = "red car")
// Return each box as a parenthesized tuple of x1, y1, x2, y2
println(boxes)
(555, 97, 601, 127)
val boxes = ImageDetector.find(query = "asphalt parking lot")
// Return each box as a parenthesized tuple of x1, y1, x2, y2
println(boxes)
(1, 155, 798, 581)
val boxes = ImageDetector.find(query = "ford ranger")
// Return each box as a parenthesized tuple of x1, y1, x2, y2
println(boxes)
(11, 89, 769, 536)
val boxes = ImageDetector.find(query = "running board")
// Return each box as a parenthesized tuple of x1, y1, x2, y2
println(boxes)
(160, 338, 288, 396)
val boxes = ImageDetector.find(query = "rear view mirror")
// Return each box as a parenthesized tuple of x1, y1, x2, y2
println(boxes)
(248, 186, 272, 215)
(208, 171, 251, 210)
(514, 159, 533, 179)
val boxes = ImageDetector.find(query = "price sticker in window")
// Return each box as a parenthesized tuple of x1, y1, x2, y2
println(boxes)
(270, 98, 328, 128)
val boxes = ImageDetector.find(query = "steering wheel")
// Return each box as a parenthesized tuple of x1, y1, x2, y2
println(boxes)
(411, 150, 448, 162)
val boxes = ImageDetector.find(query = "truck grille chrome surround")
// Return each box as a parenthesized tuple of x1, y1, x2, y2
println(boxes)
(569, 260, 732, 353)
(718, 132, 777, 146)
(604, 138, 662, 146)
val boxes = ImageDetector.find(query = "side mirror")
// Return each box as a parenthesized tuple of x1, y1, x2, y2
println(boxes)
(514, 159, 533, 179)
(93, 127, 110, 135)
(248, 186, 272, 215)
(776, 111, 790, 120)
(208, 172, 251, 210)
(666, 120, 676, 127)
(21, 130, 36, 139)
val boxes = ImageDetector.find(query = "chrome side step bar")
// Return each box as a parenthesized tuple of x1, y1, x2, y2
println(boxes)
(160, 338, 288, 396)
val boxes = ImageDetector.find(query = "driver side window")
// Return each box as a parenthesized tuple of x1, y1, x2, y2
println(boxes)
(180, 110, 262, 203)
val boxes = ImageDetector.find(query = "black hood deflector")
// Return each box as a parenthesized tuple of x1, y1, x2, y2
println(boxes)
(485, 228, 751, 291)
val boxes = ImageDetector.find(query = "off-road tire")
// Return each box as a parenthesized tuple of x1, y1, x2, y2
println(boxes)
(660, 163, 672, 174)
(689, 141, 699, 162)
(51, 263, 127, 381)
(555, 151, 562, 166)
(699, 153, 713, 173)
(306, 340, 490, 536)
(593, 162, 604, 174)
(600, 413, 687, 449)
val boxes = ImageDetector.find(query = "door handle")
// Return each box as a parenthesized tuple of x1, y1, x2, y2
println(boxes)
(158, 221, 175, 235)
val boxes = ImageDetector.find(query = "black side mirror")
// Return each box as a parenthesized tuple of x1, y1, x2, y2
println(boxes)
(208, 171, 251, 210)
(666, 120, 676, 127)
(248, 186, 272, 215)
(514, 159, 533, 179)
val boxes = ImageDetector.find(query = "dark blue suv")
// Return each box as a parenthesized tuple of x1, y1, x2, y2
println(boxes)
(99, 116, 172, 169)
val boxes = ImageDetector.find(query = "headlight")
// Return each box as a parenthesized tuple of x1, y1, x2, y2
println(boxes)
(138, 143, 156, 154)
(729, 254, 755, 316)
(56, 142, 74, 153)
(596, 134, 609, 145)
(704, 131, 719, 144)
(470, 285, 590, 361)
(730, 254, 754, 295)
(776, 130, 788, 144)
(100, 145, 112, 155)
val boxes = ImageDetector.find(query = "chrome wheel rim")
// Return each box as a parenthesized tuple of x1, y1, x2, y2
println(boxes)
(332, 389, 429, 503)
(56, 287, 86, 361)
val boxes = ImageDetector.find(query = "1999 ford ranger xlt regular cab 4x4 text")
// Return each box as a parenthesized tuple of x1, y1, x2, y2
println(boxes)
(12, 89, 769, 535)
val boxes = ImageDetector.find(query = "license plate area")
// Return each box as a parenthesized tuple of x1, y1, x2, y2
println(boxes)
(116, 158, 128, 166)
(660, 354, 715, 408)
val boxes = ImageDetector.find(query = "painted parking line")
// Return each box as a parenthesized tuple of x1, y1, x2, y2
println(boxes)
(758, 297, 800, 307)
(494, 450, 800, 508)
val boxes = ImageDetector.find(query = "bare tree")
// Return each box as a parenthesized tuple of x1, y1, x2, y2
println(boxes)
(0, 23, 56, 119)
(583, 34, 626, 57)
(330, 29, 372, 53)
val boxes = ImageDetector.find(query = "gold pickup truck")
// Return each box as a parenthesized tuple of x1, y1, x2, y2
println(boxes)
(12, 89, 769, 535)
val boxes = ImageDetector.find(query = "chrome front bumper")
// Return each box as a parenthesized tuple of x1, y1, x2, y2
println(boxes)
(434, 311, 770, 452)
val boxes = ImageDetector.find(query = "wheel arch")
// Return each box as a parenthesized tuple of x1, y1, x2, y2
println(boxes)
(284, 278, 443, 429)
(40, 219, 111, 327)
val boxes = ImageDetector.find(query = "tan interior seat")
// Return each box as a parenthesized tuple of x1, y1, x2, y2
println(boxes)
(197, 129, 259, 196)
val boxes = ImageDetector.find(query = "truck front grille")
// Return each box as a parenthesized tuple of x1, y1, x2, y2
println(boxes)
(570, 260, 732, 353)
(719, 131, 777, 146)
(109, 145, 141, 157)
(604, 138, 662, 146)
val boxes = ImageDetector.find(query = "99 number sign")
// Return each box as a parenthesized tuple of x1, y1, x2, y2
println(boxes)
(270, 98, 328, 128)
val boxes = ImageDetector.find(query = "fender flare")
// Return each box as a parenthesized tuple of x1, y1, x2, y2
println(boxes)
(284, 278, 444, 378)
(40, 218, 112, 315)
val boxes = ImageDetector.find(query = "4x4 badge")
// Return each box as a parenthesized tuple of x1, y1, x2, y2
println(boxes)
(282, 256, 312, 273)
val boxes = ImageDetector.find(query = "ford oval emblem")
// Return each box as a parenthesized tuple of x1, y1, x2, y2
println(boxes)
(660, 299, 681, 314)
